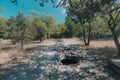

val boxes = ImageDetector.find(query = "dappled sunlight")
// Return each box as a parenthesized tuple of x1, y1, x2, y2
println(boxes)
(0, 39, 119, 80)
(0, 0, 120, 79)
(86, 47, 119, 59)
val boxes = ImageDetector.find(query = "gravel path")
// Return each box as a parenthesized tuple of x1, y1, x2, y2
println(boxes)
(0, 39, 119, 80)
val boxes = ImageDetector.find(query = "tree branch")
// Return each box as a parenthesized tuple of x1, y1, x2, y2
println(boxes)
(110, 7, 120, 12)
(114, 12, 120, 21)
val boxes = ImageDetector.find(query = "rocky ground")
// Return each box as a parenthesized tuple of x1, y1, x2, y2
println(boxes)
(0, 38, 120, 80)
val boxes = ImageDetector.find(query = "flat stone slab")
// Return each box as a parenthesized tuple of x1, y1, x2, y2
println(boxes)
(110, 59, 120, 67)
(108, 59, 120, 73)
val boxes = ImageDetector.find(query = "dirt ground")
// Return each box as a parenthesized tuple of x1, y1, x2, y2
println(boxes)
(0, 38, 120, 80)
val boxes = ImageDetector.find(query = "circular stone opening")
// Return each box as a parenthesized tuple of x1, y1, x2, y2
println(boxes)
(60, 50, 80, 65)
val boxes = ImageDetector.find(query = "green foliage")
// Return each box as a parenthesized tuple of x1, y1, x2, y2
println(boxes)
(33, 16, 47, 41)
(0, 18, 9, 38)
(65, 16, 80, 37)
(91, 17, 112, 39)
(43, 15, 56, 38)
(9, 11, 27, 43)
(64, 14, 113, 40)
(2, 11, 67, 42)
(1, 0, 120, 41)
(9, 0, 120, 55)
(51, 23, 67, 38)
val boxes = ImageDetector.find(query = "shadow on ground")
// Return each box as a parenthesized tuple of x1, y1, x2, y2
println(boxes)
(86, 47, 119, 59)
(0, 45, 120, 80)
(0, 53, 81, 80)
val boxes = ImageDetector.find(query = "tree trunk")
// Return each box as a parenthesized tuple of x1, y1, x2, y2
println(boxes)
(83, 28, 87, 46)
(21, 39, 23, 50)
(109, 25, 120, 56)
(83, 29, 91, 46)
(83, 23, 91, 46)
(20, 25, 26, 50)
(87, 23, 91, 46)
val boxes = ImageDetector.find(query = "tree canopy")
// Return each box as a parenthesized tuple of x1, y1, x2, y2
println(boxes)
(6, 0, 120, 56)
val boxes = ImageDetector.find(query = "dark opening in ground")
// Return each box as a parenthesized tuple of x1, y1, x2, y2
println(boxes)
(60, 59, 79, 65)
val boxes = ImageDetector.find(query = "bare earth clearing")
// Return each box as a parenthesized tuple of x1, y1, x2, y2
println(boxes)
(0, 38, 120, 80)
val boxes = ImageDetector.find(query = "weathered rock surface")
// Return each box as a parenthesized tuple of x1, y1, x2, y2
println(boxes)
(60, 51, 81, 64)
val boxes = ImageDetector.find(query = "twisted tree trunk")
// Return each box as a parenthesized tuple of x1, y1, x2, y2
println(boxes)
(108, 12, 120, 56)
(108, 24, 120, 56)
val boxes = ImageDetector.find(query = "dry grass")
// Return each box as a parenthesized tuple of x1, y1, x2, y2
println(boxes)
(89, 40, 116, 48)
(84, 40, 120, 59)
